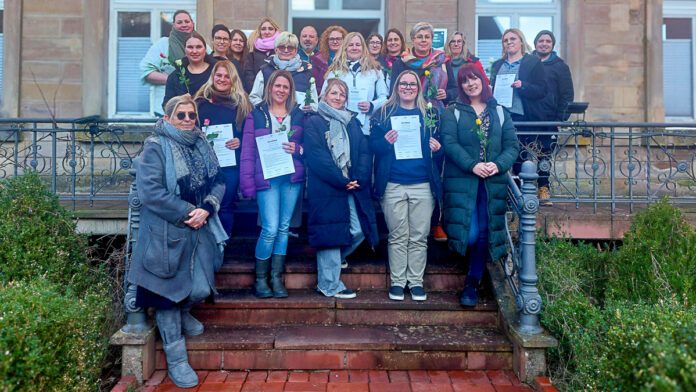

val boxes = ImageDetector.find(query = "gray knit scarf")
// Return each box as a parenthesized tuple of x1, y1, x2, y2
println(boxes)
(271, 54, 303, 72)
(152, 119, 228, 251)
(317, 101, 352, 178)
(168, 28, 190, 65)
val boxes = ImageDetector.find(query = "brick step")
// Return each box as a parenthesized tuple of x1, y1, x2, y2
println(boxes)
(154, 324, 513, 371)
(217, 243, 471, 291)
(192, 289, 497, 327)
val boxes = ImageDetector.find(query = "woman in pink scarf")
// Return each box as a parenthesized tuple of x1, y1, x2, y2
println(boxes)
(242, 17, 281, 93)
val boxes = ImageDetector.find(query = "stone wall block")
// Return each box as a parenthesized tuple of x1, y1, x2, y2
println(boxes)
(23, 37, 83, 61)
(585, 85, 614, 108)
(405, 1, 457, 23)
(24, 0, 83, 16)
(583, 4, 610, 25)
(22, 82, 84, 102)
(609, 3, 631, 32)
(23, 17, 61, 37)
(61, 17, 84, 37)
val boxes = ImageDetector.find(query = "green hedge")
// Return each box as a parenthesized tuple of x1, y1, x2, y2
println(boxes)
(0, 173, 114, 392)
(538, 199, 696, 391)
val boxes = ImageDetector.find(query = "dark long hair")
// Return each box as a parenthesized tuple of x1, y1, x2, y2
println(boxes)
(230, 29, 249, 67)
(456, 63, 493, 104)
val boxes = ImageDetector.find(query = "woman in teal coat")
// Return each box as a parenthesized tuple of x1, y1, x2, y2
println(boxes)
(441, 64, 519, 306)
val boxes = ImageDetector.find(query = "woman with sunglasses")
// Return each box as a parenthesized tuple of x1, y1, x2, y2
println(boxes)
(128, 95, 227, 388)
(304, 78, 378, 299)
(249, 32, 318, 112)
(311, 25, 347, 95)
(240, 70, 305, 299)
(242, 17, 281, 92)
(441, 64, 518, 306)
(369, 70, 442, 301)
(162, 32, 217, 109)
(194, 60, 252, 236)
(322, 32, 388, 135)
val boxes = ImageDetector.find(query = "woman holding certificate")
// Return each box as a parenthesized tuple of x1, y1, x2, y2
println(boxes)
(369, 70, 443, 302)
(240, 70, 305, 299)
(128, 95, 227, 388)
(194, 60, 253, 236)
(304, 79, 379, 299)
(440, 64, 518, 307)
(322, 32, 389, 135)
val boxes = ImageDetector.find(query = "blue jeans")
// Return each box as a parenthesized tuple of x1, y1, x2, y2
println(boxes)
(316, 195, 364, 296)
(255, 177, 301, 260)
(467, 180, 489, 281)
(219, 166, 240, 236)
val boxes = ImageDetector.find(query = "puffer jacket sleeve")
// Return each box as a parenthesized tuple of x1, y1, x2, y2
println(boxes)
(239, 113, 258, 198)
(441, 106, 478, 173)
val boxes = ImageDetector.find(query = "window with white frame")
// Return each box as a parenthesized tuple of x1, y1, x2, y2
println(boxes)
(288, 0, 384, 40)
(476, 0, 560, 77)
(663, 1, 696, 119)
(108, 1, 196, 117)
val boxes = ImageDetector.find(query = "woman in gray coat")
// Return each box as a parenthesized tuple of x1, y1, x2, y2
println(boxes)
(441, 64, 518, 307)
(127, 95, 227, 388)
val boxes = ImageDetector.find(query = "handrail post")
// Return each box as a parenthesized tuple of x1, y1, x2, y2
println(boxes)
(517, 161, 543, 334)
(122, 164, 149, 333)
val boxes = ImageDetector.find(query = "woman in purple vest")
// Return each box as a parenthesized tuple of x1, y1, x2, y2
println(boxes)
(240, 70, 305, 299)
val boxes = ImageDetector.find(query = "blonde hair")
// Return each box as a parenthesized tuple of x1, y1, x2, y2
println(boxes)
(247, 17, 281, 52)
(194, 60, 252, 129)
(275, 31, 299, 49)
(502, 28, 532, 56)
(445, 31, 472, 60)
(379, 70, 428, 119)
(164, 95, 198, 119)
(263, 70, 296, 112)
(326, 32, 382, 77)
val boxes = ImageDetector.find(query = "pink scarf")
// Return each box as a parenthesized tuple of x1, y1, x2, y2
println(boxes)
(254, 31, 279, 54)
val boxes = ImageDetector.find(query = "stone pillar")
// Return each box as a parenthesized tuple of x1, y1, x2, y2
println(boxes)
(82, 0, 107, 116)
(197, 0, 214, 44)
(0, 0, 22, 118)
(564, 0, 585, 106)
(386, 0, 407, 37)
(645, 0, 665, 122)
(267, 0, 288, 30)
(458, 0, 476, 58)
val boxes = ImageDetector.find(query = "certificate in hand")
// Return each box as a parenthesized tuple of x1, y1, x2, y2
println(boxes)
(391, 115, 423, 160)
(255, 132, 295, 180)
(204, 123, 237, 167)
(347, 86, 368, 113)
(493, 73, 516, 108)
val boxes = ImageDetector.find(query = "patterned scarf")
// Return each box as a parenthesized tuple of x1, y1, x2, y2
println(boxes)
(402, 49, 450, 113)
(317, 101, 352, 179)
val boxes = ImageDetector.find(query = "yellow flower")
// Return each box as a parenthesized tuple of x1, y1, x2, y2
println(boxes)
(175, 59, 182, 66)
(476, 119, 482, 125)
(424, 70, 430, 76)
(427, 102, 433, 110)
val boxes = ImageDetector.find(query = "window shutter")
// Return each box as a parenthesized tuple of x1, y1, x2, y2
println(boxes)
(116, 37, 151, 113)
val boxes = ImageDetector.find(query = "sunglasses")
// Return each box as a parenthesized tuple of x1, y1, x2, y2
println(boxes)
(276, 45, 297, 52)
(175, 111, 197, 121)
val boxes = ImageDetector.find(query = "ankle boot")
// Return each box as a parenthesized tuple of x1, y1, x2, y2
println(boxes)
(460, 276, 480, 307)
(254, 257, 273, 298)
(162, 337, 199, 388)
(180, 309, 204, 336)
(270, 254, 288, 298)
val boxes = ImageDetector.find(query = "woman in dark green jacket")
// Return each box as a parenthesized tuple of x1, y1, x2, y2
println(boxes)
(441, 64, 519, 306)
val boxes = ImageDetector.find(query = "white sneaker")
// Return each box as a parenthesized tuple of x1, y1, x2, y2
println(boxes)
(333, 289, 356, 299)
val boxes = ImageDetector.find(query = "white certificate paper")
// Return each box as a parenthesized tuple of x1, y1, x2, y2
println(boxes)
(493, 73, 516, 108)
(347, 86, 368, 113)
(255, 132, 295, 180)
(204, 123, 237, 167)
(391, 115, 423, 160)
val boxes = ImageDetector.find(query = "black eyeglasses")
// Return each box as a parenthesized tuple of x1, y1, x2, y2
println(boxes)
(276, 45, 297, 52)
(398, 82, 418, 89)
(328, 37, 344, 42)
(175, 111, 197, 121)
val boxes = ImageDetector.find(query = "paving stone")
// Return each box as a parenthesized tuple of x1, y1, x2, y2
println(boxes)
(328, 370, 349, 383)
(411, 383, 454, 392)
(275, 326, 394, 350)
(448, 370, 490, 385)
(267, 371, 289, 382)
(240, 381, 285, 392)
(198, 383, 242, 392)
(246, 371, 269, 381)
(349, 371, 369, 383)
(388, 370, 409, 383)
(310, 372, 330, 384)
(283, 382, 328, 391)
(487, 371, 512, 385)
(288, 372, 311, 382)
(493, 386, 534, 392)
(225, 371, 249, 383)
(368, 382, 411, 392)
(391, 326, 510, 351)
(347, 351, 468, 370)
(327, 383, 368, 392)
(146, 370, 168, 386)
(202, 371, 228, 383)
(452, 384, 495, 392)
(367, 370, 389, 383)
(407, 370, 429, 383)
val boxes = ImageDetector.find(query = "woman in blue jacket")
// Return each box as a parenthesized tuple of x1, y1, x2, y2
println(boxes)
(304, 78, 379, 299)
(370, 70, 442, 301)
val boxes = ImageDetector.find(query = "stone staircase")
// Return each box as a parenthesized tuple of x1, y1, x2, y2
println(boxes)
(150, 205, 514, 372)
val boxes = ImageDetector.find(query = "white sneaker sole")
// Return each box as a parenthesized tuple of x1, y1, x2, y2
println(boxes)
(411, 294, 427, 301)
(389, 293, 404, 301)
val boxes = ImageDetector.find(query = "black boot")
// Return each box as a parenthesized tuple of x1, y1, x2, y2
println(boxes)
(254, 257, 273, 298)
(270, 254, 288, 298)
(460, 276, 480, 307)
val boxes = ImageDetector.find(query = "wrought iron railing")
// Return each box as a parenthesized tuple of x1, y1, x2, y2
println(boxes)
(2, 118, 695, 211)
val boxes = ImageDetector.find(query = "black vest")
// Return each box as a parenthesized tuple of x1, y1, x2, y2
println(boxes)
(260, 60, 313, 93)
